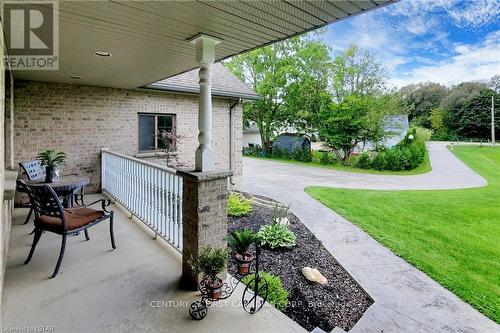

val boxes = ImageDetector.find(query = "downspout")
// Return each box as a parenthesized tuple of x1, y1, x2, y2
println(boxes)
(228, 98, 241, 186)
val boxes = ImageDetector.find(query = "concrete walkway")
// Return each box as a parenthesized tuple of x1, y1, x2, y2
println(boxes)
(241, 143, 498, 333)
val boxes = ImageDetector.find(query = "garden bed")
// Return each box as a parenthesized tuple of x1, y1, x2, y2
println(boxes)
(228, 200, 373, 332)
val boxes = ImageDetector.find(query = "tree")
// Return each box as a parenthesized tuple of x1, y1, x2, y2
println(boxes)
(488, 75, 500, 93)
(318, 95, 386, 163)
(283, 40, 332, 134)
(330, 45, 386, 103)
(453, 89, 499, 139)
(439, 81, 488, 135)
(440, 81, 488, 111)
(399, 82, 448, 128)
(225, 37, 330, 152)
(428, 108, 445, 131)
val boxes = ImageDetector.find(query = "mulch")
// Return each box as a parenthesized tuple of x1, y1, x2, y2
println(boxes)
(228, 204, 373, 332)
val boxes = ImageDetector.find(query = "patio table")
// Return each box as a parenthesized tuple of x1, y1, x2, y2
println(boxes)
(26, 175, 90, 208)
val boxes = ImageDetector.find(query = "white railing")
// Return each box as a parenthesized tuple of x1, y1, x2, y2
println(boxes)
(101, 149, 183, 251)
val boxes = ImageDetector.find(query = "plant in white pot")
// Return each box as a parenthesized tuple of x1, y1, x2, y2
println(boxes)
(189, 246, 229, 300)
(226, 228, 257, 275)
(37, 149, 66, 183)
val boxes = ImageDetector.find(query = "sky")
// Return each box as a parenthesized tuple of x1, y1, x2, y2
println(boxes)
(321, 0, 500, 88)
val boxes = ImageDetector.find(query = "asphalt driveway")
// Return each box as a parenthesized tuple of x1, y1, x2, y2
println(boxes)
(241, 142, 497, 333)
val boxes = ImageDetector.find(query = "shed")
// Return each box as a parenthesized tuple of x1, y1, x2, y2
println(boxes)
(273, 134, 311, 153)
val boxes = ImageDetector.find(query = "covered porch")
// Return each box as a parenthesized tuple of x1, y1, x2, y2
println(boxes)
(3, 194, 304, 333)
(0, 1, 395, 331)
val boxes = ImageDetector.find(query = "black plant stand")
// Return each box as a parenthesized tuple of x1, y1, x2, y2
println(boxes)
(189, 242, 268, 320)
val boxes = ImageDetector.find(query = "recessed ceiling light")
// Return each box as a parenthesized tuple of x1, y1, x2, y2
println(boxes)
(92, 50, 112, 57)
(69, 75, 81, 79)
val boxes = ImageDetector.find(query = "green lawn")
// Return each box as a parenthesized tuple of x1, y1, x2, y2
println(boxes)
(245, 148, 431, 175)
(305, 146, 500, 323)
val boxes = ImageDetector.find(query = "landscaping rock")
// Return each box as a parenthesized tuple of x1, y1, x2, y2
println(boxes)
(301, 267, 328, 285)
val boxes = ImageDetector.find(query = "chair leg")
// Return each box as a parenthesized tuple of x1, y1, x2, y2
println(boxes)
(23, 206, 33, 225)
(51, 234, 67, 278)
(109, 212, 116, 249)
(84, 229, 90, 241)
(25, 228, 43, 264)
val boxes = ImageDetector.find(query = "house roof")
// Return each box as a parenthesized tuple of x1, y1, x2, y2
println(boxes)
(145, 63, 259, 100)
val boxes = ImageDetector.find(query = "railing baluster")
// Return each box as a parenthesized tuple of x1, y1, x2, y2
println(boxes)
(100, 150, 182, 251)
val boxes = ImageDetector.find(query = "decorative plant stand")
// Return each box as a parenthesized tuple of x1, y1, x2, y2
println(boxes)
(189, 242, 268, 320)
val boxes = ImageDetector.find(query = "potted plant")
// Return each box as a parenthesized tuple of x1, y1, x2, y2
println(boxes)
(37, 149, 66, 183)
(226, 228, 257, 275)
(189, 246, 228, 300)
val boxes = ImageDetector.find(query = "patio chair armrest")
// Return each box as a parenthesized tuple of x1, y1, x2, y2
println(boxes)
(74, 194, 112, 213)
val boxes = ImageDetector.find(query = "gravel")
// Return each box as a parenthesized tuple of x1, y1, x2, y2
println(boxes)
(228, 204, 373, 332)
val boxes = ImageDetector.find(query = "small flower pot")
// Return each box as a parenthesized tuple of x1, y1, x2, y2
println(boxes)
(206, 277, 223, 300)
(45, 166, 60, 183)
(235, 252, 254, 275)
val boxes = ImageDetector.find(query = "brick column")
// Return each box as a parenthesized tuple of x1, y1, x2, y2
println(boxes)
(177, 169, 232, 290)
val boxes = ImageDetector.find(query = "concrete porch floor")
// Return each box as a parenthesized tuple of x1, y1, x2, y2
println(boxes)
(1, 195, 305, 333)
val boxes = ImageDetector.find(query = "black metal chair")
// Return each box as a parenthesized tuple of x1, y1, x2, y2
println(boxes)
(18, 160, 46, 224)
(20, 180, 116, 278)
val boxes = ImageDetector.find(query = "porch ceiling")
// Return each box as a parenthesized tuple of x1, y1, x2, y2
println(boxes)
(5, 0, 395, 89)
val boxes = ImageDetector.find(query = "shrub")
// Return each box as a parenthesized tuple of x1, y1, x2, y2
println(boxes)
(188, 246, 228, 281)
(241, 272, 288, 310)
(272, 146, 311, 163)
(243, 145, 264, 157)
(415, 127, 432, 142)
(356, 152, 371, 169)
(292, 147, 312, 162)
(364, 127, 427, 171)
(320, 151, 335, 165)
(227, 193, 253, 217)
(272, 147, 288, 159)
(371, 151, 387, 170)
(257, 223, 296, 249)
(226, 228, 257, 255)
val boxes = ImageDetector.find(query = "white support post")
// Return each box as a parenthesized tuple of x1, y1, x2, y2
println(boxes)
(189, 34, 222, 171)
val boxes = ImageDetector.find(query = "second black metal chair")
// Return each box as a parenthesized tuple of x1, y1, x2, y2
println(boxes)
(20, 180, 116, 278)
(17, 160, 46, 224)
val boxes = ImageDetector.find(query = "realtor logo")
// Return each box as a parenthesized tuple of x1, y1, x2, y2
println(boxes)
(2, 1, 59, 70)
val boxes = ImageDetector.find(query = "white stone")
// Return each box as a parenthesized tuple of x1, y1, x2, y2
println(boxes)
(301, 267, 327, 285)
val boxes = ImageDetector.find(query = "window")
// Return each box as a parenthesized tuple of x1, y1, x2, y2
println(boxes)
(138, 114, 175, 151)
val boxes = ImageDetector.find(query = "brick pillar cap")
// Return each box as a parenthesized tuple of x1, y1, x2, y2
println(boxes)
(176, 169, 233, 182)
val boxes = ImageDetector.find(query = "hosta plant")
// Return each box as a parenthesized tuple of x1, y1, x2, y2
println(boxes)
(227, 193, 253, 217)
(257, 223, 296, 249)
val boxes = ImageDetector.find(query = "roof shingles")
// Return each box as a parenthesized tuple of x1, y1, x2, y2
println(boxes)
(145, 63, 258, 100)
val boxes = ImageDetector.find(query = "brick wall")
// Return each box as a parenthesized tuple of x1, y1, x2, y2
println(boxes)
(13, 80, 242, 199)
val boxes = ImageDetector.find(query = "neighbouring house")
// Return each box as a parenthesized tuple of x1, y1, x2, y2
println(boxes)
(383, 115, 410, 147)
(242, 123, 262, 147)
(355, 115, 409, 152)
(10, 63, 258, 201)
